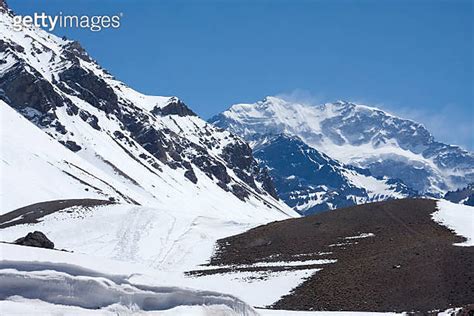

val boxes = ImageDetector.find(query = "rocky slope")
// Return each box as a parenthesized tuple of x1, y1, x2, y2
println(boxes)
(253, 134, 416, 214)
(205, 199, 474, 313)
(0, 3, 295, 218)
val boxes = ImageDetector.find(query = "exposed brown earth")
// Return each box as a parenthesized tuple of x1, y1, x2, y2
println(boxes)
(207, 199, 474, 313)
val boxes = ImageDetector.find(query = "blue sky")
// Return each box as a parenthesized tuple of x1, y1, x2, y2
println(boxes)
(9, 0, 473, 150)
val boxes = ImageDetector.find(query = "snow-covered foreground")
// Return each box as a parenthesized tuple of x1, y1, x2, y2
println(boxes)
(1, 201, 471, 314)
(0, 299, 248, 316)
(1, 204, 278, 272)
(0, 244, 257, 315)
(433, 200, 474, 246)
(0, 243, 400, 315)
(0, 203, 320, 307)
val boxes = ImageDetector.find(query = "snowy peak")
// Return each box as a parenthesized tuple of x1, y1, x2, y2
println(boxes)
(210, 96, 474, 195)
(213, 96, 433, 151)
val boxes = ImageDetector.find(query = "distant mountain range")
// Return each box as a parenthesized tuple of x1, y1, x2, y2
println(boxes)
(210, 96, 474, 213)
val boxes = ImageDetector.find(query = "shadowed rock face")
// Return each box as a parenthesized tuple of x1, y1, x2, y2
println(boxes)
(14, 231, 54, 249)
(444, 183, 474, 206)
(0, 0, 9, 12)
(208, 199, 474, 312)
(252, 134, 417, 214)
(153, 97, 197, 117)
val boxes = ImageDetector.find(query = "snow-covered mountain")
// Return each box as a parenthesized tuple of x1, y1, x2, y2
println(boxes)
(253, 134, 416, 214)
(210, 96, 474, 199)
(0, 4, 296, 219)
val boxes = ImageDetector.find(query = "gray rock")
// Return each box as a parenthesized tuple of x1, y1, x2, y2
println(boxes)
(14, 231, 55, 249)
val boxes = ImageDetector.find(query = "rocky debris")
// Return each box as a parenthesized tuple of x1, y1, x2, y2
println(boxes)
(184, 169, 198, 184)
(457, 305, 474, 316)
(0, 63, 65, 115)
(61, 40, 92, 63)
(14, 231, 54, 249)
(78, 109, 101, 130)
(59, 140, 82, 152)
(58, 66, 118, 114)
(0, 0, 9, 12)
(208, 199, 474, 312)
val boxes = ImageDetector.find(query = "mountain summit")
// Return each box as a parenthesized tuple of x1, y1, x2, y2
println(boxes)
(210, 96, 474, 197)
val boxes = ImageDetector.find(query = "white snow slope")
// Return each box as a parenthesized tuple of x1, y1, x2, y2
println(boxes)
(1, 101, 134, 212)
(0, 243, 407, 315)
(433, 200, 474, 246)
(0, 202, 320, 308)
(0, 101, 296, 220)
(0, 243, 258, 315)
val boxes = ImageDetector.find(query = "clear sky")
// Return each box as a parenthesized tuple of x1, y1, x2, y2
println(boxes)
(9, 0, 473, 150)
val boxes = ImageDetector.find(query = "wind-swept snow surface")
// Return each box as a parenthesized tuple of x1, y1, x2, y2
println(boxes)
(0, 243, 324, 314)
(433, 200, 474, 246)
(0, 203, 312, 307)
(0, 245, 258, 316)
(0, 204, 287, 271)
(0, 299, 249, 316)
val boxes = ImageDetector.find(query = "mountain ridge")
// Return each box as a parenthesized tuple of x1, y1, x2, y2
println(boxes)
(0, 7, 296, 218)
(252, 133, 417, 214)
(210, 96, 474, 197)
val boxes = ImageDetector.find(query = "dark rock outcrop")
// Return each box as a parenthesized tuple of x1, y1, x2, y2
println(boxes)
(14, 231, 54, 249)
(154, 97, 196, 117)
